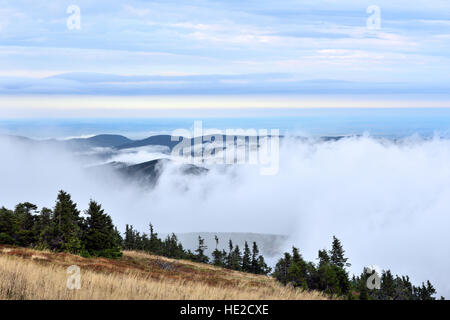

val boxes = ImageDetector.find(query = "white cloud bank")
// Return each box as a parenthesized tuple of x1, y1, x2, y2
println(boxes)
(0, 135, 449, 296)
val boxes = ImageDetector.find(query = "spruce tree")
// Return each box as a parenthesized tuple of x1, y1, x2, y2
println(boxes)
(242, 241, 252, 272)
(251, 241, 260, 273)
(333, 264, 350, 296)
(148, 223, 162, 254)
(381, 270, 395, 299)
(318, 249, 330, 266)
(257, 255, 271, 275)
(226, 239, 234, 268)
(397, 275, 414, 300)
(52, 191, 83, 253)
(195, 235, 209, 263)
(83, 200, 122, 258)
(315, 248, 342, 295)
(320, 237, 351, 296)
(162, 233, 187, 259)
(13, 202, 38, 247)
(356, 272, 369, 300)
(305, 261, 318, 290)
(421, 281, 437, 300)
(287, 247, 308, 288)
(230, 245, 243, 271)
(212, 235, 225, 267)
(329, 236, 350, 268)
(0, 207, 16, 245)
(124, 224, 134, 250)
(35, 207, 54, 248)
(273, 252, 292, 285)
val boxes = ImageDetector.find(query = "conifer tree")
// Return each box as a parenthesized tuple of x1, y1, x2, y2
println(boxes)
(141, 233, 149, 251)
(13, 202, 38, 247)
(286, 247, 308, 288)
(396, 275, 413, 300)
(319, 237, 351, 296)
(273, 252, 292, 285)
(380, 270, 395, 299)
(333, 264, 350, 296)
(148, 223, 162, 254)
(194, 235, 209, 263)
(163, 233, 186, 259)
(356, 271, 370, 300)
(242, 241, 252, 272)
(257, 255, 271, 275)
(51, 191, 83, 253)
(212, 235, 226, 267)
(318, 249, 330, 266)
(226, 239, 234, 268)
(330, 236, 350, 268)
(417, 280, 436, 300)
(113, 226, 123, 251)
(251, 241, 260, 273)
(305, 261, 318, 290)
(124, 224, 134, 250)
(35, 207, 54, 248)
(0, 207, 16, 245)
(230, 245, 243, 271)
(83, 200, 122, 258)
(315, 248, 343, 295)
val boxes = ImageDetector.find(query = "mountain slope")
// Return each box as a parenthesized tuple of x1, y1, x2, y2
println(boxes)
(0, 245, 327, 300)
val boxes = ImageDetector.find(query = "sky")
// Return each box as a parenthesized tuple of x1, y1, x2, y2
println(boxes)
(0, 0, 450, 114)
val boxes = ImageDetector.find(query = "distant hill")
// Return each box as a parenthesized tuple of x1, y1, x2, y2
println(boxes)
(116, 135, 179, 150)
(94, 158, 208, 186)
(67, 134, 132, 148)
(0, 133, 133, 150)
(2, 133, 347, 154)
(0, 134, 34, 144)
(115, 159, 164, 186)
(115, 134, 275, 151)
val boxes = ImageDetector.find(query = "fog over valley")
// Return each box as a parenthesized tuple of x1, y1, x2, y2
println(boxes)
(1, 132, 450, 296)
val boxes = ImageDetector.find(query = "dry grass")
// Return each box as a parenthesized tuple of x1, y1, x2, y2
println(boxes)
(0, 245, 328, 300)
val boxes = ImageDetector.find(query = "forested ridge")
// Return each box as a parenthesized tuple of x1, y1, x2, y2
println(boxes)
(0, 190, 441, 300)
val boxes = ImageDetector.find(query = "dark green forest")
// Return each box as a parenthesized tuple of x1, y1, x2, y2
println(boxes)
(273, 238, 439, 300)
(123, 224, 271, 275)
(0, 190, 441, 300)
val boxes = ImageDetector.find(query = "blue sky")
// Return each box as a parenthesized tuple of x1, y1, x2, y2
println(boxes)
(0, 0, 449, 98)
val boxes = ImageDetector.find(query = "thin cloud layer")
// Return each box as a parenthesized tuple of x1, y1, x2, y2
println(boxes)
(2, 73, 450, 95)
(0, 0, 449, 90)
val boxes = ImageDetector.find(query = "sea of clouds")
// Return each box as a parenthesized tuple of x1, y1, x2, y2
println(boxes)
(0, 134, 449, 296)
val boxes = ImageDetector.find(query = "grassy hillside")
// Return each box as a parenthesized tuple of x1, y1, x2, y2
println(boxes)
(0, 245, 327, 300)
